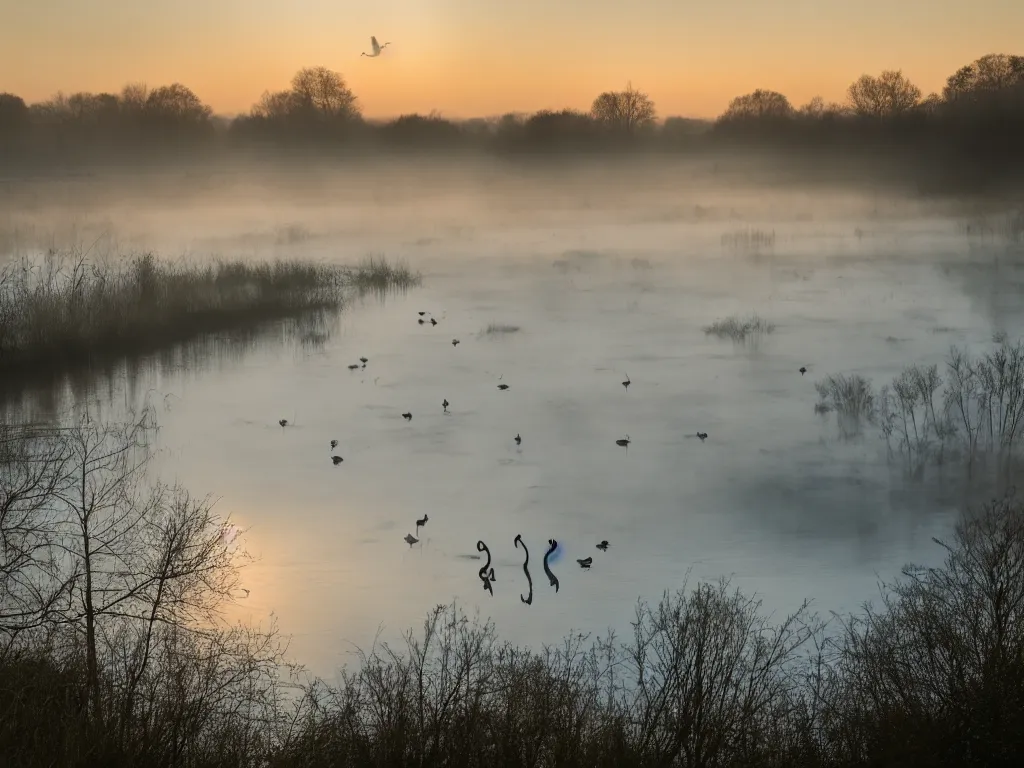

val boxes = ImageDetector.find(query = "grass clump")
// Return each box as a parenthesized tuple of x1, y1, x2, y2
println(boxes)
(0, 251, 353, 374)
(814, 373, 876, 437)
(481, 322, 521, 336)
(702, 313, 776, 343)
(342, 255, 421, 296)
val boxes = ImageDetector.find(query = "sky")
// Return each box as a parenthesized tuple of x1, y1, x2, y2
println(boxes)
(1, 0, 1022, 119)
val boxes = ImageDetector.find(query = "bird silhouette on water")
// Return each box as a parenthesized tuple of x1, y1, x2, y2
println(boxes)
(616, 435, 631, 447)
(442, 399, 450, 414)
(697, 432, 708, 441)
(402, 412, 413, 421)
(622, 373, 631, 391)
(404, 533, 418, 547)
(360, 357, 369, 365)
(279, 419, 288, 428)
(416, 514, 428, 534)
(430, 317, 438, 326)
(596, 540, 609, 551)
(799, 366, 808, 375)
(515, 433, 521, 446)
(418, 318, 425, 325)
(418, 311, 427, 316)
(577, 557, 593, 570)
(330, 439, 338, 449)
(331, 455, 344, 465)
(497, 384, 510, 391)
(452, 339, 460, 347)
(348, 363, 360, 371)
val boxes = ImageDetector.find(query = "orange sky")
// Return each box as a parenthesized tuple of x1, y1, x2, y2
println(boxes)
(2, 1, 1021, 119)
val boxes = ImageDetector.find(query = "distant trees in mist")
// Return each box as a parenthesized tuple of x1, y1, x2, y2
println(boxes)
(1, 53, 1023, 182)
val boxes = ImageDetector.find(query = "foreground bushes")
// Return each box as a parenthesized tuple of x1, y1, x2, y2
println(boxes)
(3, 413, 1024, 766)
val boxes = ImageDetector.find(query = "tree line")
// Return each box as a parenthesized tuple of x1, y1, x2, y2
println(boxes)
(1, 53, 1022, 172)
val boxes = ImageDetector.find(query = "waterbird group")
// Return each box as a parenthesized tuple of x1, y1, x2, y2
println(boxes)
(274, 301, 815, 606)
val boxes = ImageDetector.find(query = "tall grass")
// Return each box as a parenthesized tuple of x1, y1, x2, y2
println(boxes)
(702, 313, 776, 343)
(0, 250, 416, 376)
(341, 255, 421, 296)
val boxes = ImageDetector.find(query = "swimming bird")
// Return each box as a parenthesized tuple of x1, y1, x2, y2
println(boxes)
(622, 373, 631, 391)
(418, 311, 427, 316)
(596, 540, 609, 551)
(279, 419, 288, 427)
(452, 339, 460, 347)
(402, 412, 413, 421)
(514, 433, 521, 446)
(331, 455, 344, 465)
(404, 533, 418, 546)
(442, 399, 449, 413)
(348, 363, 360, 371)
(330, 439, 338, 449)
(577, 557, 593, 570)
(799, 366, 808, 375)
(514, 534, 533, 605)
(418, 318, 425, 325)
(497, 384, 510, 391)
(697, 432, 708, 441)
(543, 539, 560, 592)
(360, 357, 369, 365)
(430, 318, 438, 326)
(615, 435, 631, 447)
(477, 540, 496, 595)
(361, 36, 390, 57)
(416, 514, 428, 534)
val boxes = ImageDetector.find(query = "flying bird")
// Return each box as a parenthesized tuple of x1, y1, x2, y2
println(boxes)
(360, 357, 369, 364)
(596, 540, 609, 551)
(278, 419, 288, 427)
(452, 339, 460, 347)
(331, 455, 344, 465)
(577, 557, 593, 570)
(404, 533, 418, 546)
(361, 36, 390, 57)
(418, 311, 427, 316)
(430, 318, 438, 326)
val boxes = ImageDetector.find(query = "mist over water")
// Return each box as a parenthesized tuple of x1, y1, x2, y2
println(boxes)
(3, 161, 1022, 680)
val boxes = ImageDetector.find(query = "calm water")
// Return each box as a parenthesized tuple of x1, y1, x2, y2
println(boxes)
(6, 201, 1023, 681)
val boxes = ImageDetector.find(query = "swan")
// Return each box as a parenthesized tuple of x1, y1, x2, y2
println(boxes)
(615, 435, 631, 447)
(543, 539, 560, 592)
(361, 36, 390, 57)
(514, 534, 533, 605)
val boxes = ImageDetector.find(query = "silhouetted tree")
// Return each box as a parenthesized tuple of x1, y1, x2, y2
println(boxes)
(847, 70, 922, 118)
(721, 89, 794, 120)
(0, 93, 29, 139)
(944, 53, 1024, 102)
(288, 67, 359, 120)
(591, 82, 656, 135)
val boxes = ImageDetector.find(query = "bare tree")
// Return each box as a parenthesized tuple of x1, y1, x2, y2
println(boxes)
(289, 67, 360, 120)
(591, 82, 657, 135)
(0, 424, 76, 653)
(944, 53, 1024, 102)
(847, 70, 922, 118)
(144, 83, 212, 124)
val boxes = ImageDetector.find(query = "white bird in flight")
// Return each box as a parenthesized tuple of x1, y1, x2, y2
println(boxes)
(362, 36, 390, 57)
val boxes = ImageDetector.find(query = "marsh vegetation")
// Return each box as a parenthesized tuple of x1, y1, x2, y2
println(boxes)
(702, 313, 776, 344)
(0, 251, 415, 378)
